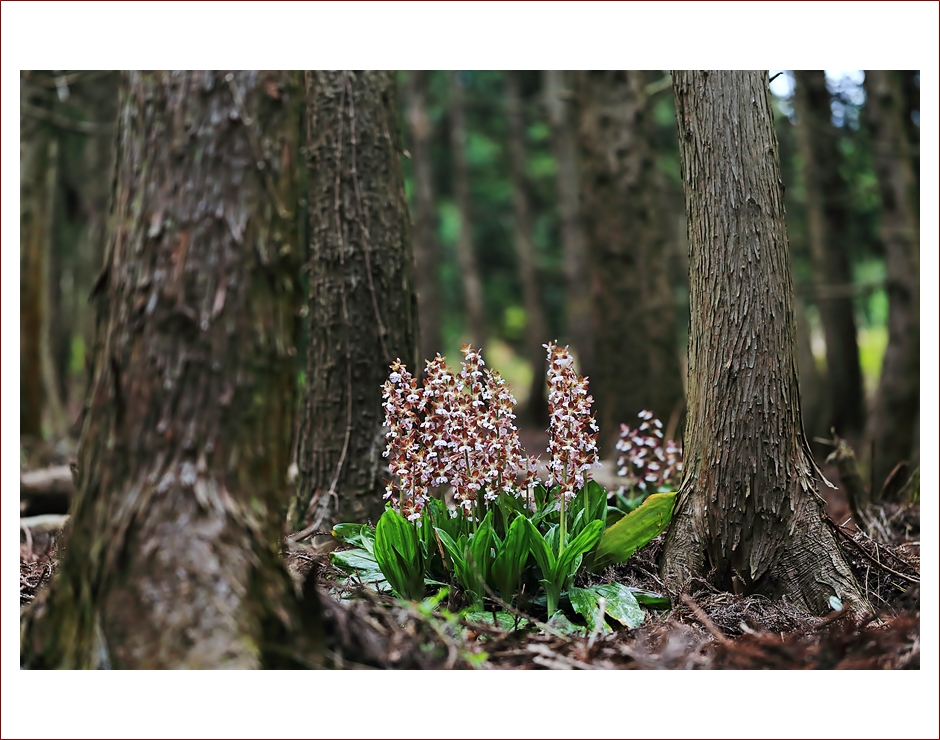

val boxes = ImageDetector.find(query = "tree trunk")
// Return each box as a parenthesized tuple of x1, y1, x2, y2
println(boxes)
(505, 71, 549, 425)
(294, 70, 418, 530)
(661, 70, 868, 615)
(404, 70, 443, 367)
(793, 70, 866, 437)
(864, 70, 920, 496)
(20, 87, 50, 440)
(22, 71, 322, 669)
(50, 71, 121, 419)
(449, 71, 487, 349)
(544, 71, 592, 378)
(577, 70, 684, 453)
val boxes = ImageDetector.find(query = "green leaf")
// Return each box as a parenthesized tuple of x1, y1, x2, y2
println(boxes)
(591, 492, 677, 571)
(591, 583, 644, 629)
(556, 519, 604, 583)
(329, 549, 388, 590)
(491, 514, 530, 601)
(627, 588, 671, 609)
(463, 610, 526, 631)
(331, 523, 375, 554)
(545, 610, 587, 637)
(374, 508, 425, 600)
(568, 586, 613, 635)
(522, 517, 555, 576)
(469, 510, 495, 588)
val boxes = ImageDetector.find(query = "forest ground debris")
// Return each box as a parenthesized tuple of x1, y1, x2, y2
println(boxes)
(22, 499, 919, 669)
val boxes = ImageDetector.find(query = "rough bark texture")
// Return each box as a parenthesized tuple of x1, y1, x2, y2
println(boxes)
(404, 70, 443, 367)
(506, 71, 549, 425)
(22, 71, 321, 669)
(295, 71, 417, 530)
(449, 71, 487, 348)
(864, 70, 920, 494)
(793, 70, 865, 436)
(662, 71, 867, 615)
(544, 70, 592, 378)
(577, 70, 685, 453)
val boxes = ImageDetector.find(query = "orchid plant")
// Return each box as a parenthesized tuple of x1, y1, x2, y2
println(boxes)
(331, 343, 677, 628)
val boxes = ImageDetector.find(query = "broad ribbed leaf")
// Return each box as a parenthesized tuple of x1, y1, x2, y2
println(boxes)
(592, 583, 644, 628)
(591, 492, 677, 570)
(491, 514, 530, 600)
(556, 519, 604, 582)
(569, 586, 613, 634)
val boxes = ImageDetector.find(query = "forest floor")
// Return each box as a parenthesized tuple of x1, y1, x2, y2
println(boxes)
(19, 432, 920, 670)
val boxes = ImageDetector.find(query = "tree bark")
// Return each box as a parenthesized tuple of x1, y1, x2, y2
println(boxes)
(661, 70, 868, 615)
(863, 70, 920, 496)
(22, 71, 322, 669)
(505, 71, 549, 425)
(793, 70, 866, 437)
(294, 71, 417, 530)
(404, 70, 443, 367)
(577, 70, 685, 453)
(449, 71, 487, 349)
(544, 70, 592, 379)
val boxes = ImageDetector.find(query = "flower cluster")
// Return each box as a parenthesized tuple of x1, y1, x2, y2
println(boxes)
(544, 342, 600, 502)
(615, 410, 683, 494)
(381, 345, 539, 521)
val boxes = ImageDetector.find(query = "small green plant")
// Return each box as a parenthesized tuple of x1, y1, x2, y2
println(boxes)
(330, 343, 676, 630)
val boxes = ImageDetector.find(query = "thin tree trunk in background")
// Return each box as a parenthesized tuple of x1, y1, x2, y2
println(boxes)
(51, 71, 121, 421)
(20, 72, 69, 441)
(39, 135, 69, 437)
(577, 70, 684, 454)
(864, 69, 920, 495)
(662, 70, 867, 615)
(404, 70, 443, 367)
(20, 90, 49, 440)
(295, 71, 417, 530)
(449, 71, 487, 349)
(505, 71, 549, 425)
(793, 70, 865, 437)
(794, 298, 825, 441)
(544, 70, 592, 378)
(22, 71, 321, 668)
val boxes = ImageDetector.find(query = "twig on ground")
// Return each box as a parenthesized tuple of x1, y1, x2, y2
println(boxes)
(681, 593, 729, 644)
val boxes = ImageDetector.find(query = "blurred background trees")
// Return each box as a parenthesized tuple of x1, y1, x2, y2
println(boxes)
(21, 69, 920, 498)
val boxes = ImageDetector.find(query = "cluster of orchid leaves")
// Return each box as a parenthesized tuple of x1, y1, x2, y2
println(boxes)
(330, 344, 677, 634)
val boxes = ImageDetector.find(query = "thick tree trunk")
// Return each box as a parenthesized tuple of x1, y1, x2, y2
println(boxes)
(864, 70, 920, 496)
(22, 71, 321, 669)
(449, 71, 487, 349)
(404, 70, 443, 367)
(295, 71, 417, 530)
(544, 70, 592, 378)
(793, 70, 866, 437)
(577, 70, 684, 453)
(505, 71, 549, 425)
(661, 70, 868, 615)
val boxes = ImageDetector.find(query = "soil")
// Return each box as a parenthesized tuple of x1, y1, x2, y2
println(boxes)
(20, 439, 920, 669)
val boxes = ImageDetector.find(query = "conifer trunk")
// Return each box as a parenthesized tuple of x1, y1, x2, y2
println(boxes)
(294, 70, 417, 529)
(793, 70, 865, 436)
(661, 70, 867, 615)
(864, 69, 920, 493)
(22, 71, 321, 669)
